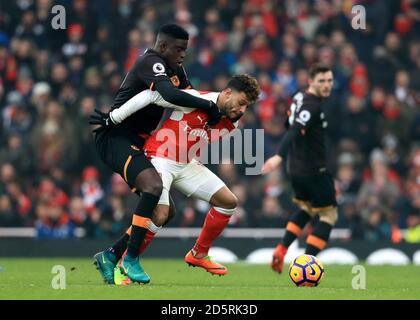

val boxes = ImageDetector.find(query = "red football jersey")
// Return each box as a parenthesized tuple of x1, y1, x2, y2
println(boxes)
(143, 91, 237, 162)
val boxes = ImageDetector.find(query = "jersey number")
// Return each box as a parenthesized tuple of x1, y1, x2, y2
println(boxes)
(288, 92, 304, 126)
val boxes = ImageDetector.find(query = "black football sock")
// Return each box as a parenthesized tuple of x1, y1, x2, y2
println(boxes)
(108, 231, 130, 261)
(305, 221, 332, 256)
(282, 210, 312, 248)
(126, 192, 160, 258)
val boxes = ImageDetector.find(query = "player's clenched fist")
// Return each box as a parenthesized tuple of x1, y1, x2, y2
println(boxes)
(261, 155, 283, 175)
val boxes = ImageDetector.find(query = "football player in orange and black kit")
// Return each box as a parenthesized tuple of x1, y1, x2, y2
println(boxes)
(262, 64, 337, 273)
(89, 24, 222, 284)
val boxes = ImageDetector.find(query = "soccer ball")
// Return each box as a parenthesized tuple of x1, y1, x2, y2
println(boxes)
(289, 254, 324, 287)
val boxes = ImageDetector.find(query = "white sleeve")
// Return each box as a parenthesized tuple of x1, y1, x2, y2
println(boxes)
(109, 89, 204, 124)
(152, 89, 207, 110)
(109, 90, 159, 124)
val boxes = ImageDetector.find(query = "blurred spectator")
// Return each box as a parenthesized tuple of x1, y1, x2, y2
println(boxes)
(36, 177, 69, 208)
(4, 181, 32, 225)
(394, 70, 413, 106)
(363, 207, 392, 242)
(257, 196, 284, 227)
(357, 149, 401, 226)
(137, 5, 159, 33)
(80, 166, 104, 214)
(247, 33, 274, 71)
(335, 153, 361, 209)
(35, 193, 75, 239)
(179, 202, 197, 228)
(62, 23, 88, 59)
(349, 64, 369, 99)
(257, 172, 296, 227)
(0, 163, 18, 186)
(124, 29, 143, 72)
(69, 196, 90, 229)
(68, 0, 97, 44)
(377, 94, 411, 147)
(0, 133, 32, 176)
(31, 81, 51, 115)
(2, 91, 34, 137)
(228, 16, 246, 53)
(340, 95, 376, 154)
(49, 63, 68, 97)
(381, 134, 405, 176)
(31, 100, 78, 173)
(108, 173, 137, 213)
(102, 195, 127, 235)
(370, 46, 400, 90)
(405, 215, 420, 243)
(0, 0, 418, 240)
(273, 59, 297, 96)
(0, 194, 22, 226)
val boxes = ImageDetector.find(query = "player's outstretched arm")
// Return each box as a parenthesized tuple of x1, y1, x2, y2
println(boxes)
(261, 126, 299, 174)
(109, 90, 162, 124)
(89, 90, 159, 130)
(151, 88, 202, 109)
(262, 155, 283, 175)
(110, 87, 221, 125)
(155, 81, 221, 125)
(110, 88, 215, 125)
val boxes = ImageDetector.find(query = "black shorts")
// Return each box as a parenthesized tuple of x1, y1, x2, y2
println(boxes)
(94, 127, 154, 191)
(290, 172, 337, 212)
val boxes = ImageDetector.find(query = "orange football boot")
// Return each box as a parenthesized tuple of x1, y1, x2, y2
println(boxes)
(271, 244, 288, 273)
(185, 250, 228, 276)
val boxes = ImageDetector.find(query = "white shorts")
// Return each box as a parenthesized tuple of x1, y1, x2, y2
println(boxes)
(150, 157, 226, 206)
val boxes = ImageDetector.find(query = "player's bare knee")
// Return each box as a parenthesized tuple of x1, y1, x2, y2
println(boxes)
(319, 207, 338, 226)
(153, 214, 167, 227)
(210, 187, 237, 209)
(166, 204, 176, 224)
(152, 205, 170, 227)
(221, 193, 238, 210)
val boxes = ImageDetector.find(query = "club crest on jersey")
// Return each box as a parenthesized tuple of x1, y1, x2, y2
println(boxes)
(189, 128, 209, 141)
(170, 75, 180, 87)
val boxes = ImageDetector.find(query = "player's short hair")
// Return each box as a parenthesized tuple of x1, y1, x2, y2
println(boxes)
(158, 24, 189, 40)
(227, 74, 260, 104)
(309, 63, 332, 79)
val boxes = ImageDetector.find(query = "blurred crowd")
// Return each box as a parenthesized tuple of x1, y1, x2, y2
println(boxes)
(0, 0, 419, 242)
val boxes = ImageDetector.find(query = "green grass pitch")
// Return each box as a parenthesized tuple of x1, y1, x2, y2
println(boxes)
(0, 258, 419, 300)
